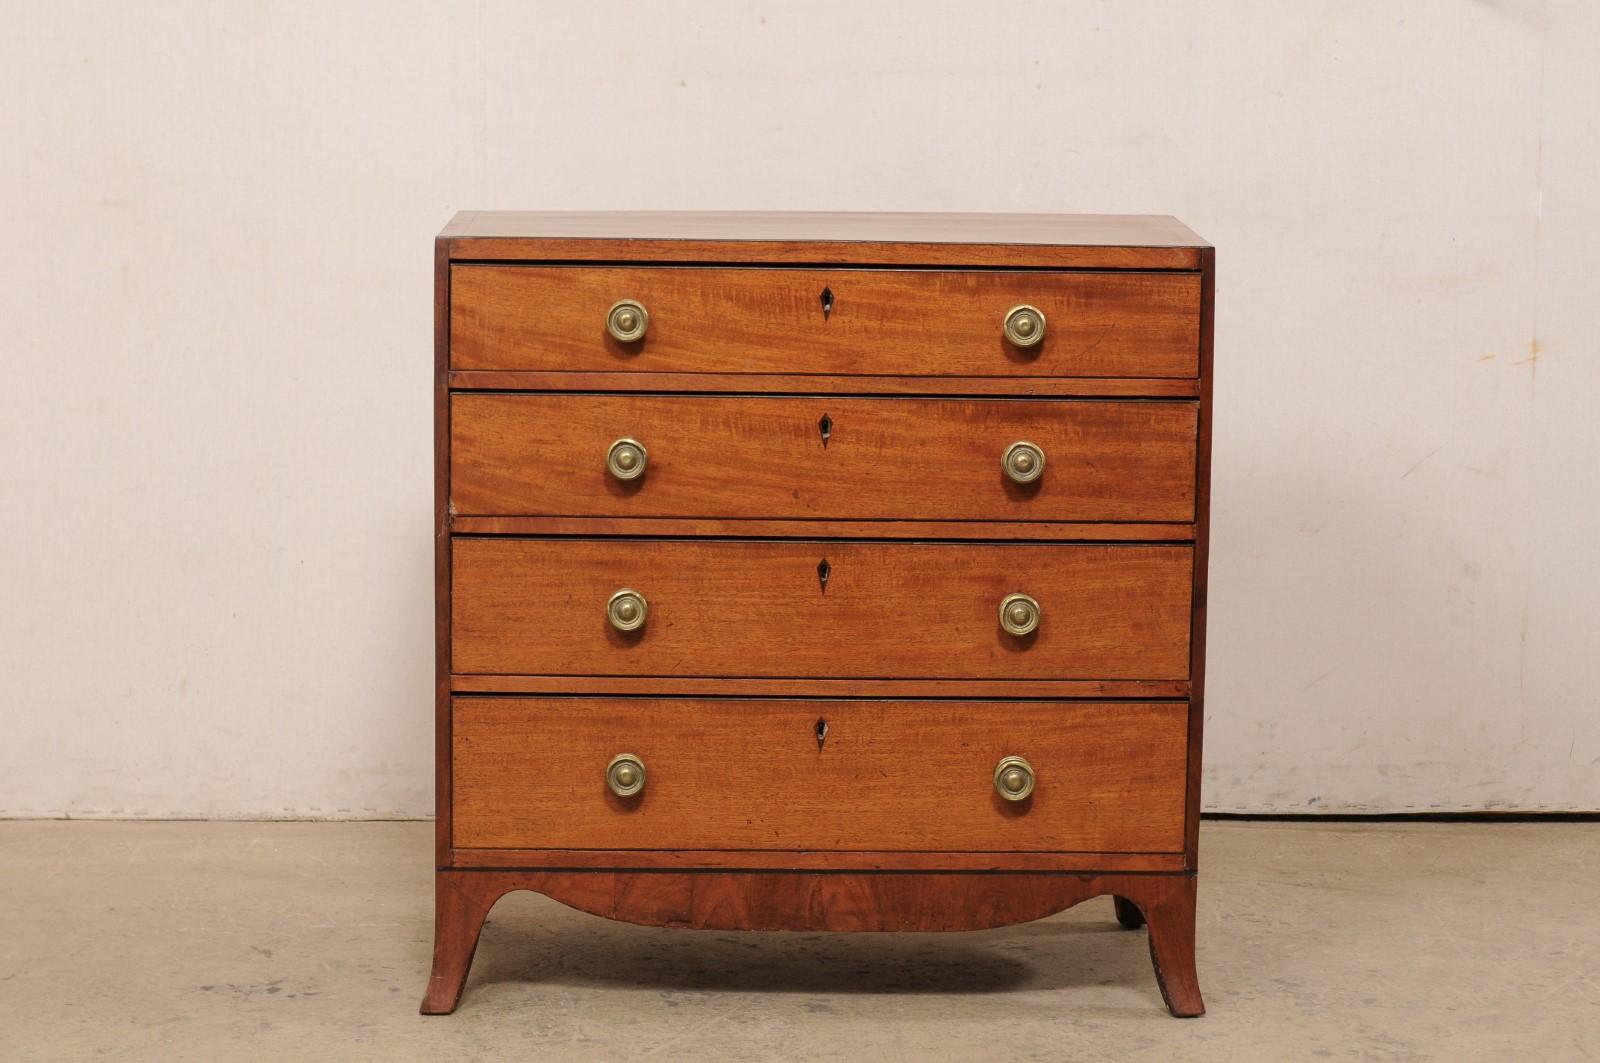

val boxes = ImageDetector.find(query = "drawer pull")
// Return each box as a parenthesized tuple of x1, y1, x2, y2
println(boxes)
(606, 753, 647, 797)
(1001, 440, 1046, 484)
(993, 755, 1036, 801)
(606, 588, 649, 632)
(1002, 304, 1046, 348)
(998, 592, 1041, 636)
(606, 299, 650, 343)
(606, 437, 648, 481)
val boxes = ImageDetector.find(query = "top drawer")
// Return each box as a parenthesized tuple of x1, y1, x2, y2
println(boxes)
(450, 266, 1201, 378)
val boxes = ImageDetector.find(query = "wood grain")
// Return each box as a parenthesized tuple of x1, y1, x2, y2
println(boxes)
(450, 266, 1201, 378)
(515, 870, 1178, 933)
(446, 848, 1186, 873)
(447, 675, 1190, 698)
(1131, 873, 1205, 1017)
(420, 869, 495, 1015)
(451, 394, 1197, 523)
(451, 699, 1187, 853)
(427, 212, 1213, 1020)
(1185, 246, 1216, 869)
(440, 210, 1208, 269)
(447, 516, 1195, 542)
(447, 370, 1201, 398)
(433, 236, 453, 867)
(421, 867, 1202, 1016)
(451, 539, 1193, 680)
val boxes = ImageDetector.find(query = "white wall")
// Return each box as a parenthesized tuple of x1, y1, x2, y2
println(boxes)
(2, 1, 1596, 817)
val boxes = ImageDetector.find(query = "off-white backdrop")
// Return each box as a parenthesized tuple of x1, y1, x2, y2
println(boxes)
(2, 1, 1596, 816)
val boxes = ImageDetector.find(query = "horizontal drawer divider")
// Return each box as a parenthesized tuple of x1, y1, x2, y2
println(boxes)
(448, 378, 1202, 398)
(448, 675, 1191, 683)
(446, 258, 1204, 274)
(449, 676, 1191, 700)
(450, 520, 1195, 527)
(446, 852, 1190, 874)
(450, 692, 1192, 704)
(451, 847, 1184, 855)
(448, 677, 1191, 687)
(449, 532, 1196, 543)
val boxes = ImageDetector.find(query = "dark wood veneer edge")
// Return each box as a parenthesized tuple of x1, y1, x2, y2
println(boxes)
(442, 242, 1202, 270)
(1185, 247, 1216, 871)
(446, 676, 1191, 699)
(446, 372, 1203, 397)
(447, 518, 1195, 543)
(434, 236, 453, 868)
(445, 849, 1187, 873)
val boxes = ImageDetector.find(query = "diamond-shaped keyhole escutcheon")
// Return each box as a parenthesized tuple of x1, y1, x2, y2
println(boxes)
(817, 558, 831, 592)
(820, 287, 834, 320)
(818, 414, 832, 447)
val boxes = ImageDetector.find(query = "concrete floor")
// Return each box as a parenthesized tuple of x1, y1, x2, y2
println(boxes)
(1, 821, 1596, 1061)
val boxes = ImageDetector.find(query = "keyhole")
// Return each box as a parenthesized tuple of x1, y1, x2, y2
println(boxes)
(817, 558, 831, 591)
(818, 414, 832, 447)
(820, 287, 834, 320)
(815, 718, 829, 749)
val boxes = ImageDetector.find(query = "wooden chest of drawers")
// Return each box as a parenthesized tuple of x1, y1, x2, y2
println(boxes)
(422, 212, 1214, 1017)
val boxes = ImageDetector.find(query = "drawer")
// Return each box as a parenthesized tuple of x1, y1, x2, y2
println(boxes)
(451, 394, 1197, 523)
(451, 539, 1192, 680)
(450, 266, 1200, 378)
(451, 698, 1189, 853)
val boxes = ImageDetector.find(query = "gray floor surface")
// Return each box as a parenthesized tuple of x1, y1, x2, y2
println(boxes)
(1, 820, 1595, 1061)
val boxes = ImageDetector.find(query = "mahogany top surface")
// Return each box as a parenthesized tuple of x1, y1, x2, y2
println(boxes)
(439, 211, 1209, 269)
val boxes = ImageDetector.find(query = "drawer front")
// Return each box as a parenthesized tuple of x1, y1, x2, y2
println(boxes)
(452, 539, 1192, 679)
(451, 698, 1188, 853)
(452, 394, 1197, 523)
(450, 266, 1201, 377)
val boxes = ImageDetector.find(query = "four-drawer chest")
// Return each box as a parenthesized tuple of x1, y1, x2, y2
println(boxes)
(423, 211, 1214, 1016)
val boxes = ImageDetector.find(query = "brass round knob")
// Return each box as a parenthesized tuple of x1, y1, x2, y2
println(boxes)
(999, 593, 1040, 636)
(607, 588, 648, 632)
(1002, 441, 1046, 484)
(606, 753, 646, 797)
(607, 299, 650, 343)
(606, 437, 648, 481)
(994, 755, 1036, 801)
(1003, 304, 1046, 348)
